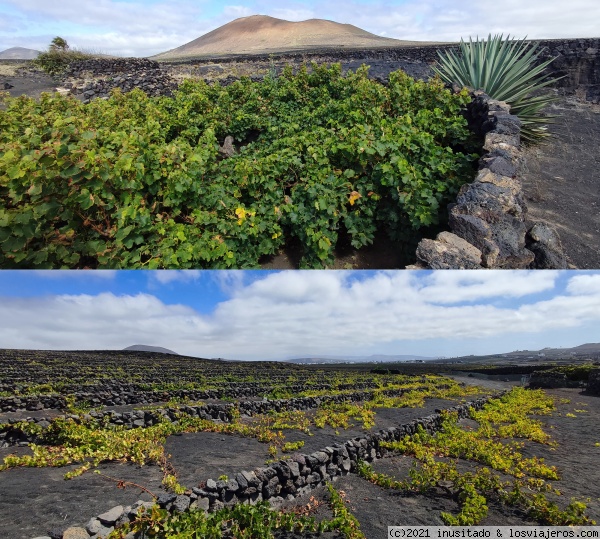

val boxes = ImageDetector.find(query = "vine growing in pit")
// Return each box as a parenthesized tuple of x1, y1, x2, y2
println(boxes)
(0, 64, 479, 268)
(358, 387, 595, 526)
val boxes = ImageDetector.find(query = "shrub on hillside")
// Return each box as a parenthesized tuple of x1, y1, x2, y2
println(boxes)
(33, 37, 94, 75)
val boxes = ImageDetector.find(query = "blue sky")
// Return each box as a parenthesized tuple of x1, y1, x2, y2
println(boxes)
(0, 270, 598, 361)
(1, 0, 598, 57)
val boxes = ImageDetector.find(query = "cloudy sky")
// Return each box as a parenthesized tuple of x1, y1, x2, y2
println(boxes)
(0, 0, 598, 57)
(0, 270, 598, 361)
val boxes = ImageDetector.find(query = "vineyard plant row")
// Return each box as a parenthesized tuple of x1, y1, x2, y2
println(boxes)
(0, 348, 445, 402)
(1, 348, 597, 537)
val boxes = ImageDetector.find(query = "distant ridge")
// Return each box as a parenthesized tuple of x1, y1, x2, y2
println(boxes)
(571, 342, 600, 350)
(0, 47, 40, 60)
(450, 342, 600, 364)
(286, 354, 435, 364)
(153, 15, 424, 59)
(123, 344, 178, 354)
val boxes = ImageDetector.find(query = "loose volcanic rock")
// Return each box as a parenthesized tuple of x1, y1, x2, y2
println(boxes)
(62, 58, 177, 103)
(172, 495, 191, 513)
(526, 222, 568, 269)
(97, 505, 124, 526)
(415, 232, 484, 269)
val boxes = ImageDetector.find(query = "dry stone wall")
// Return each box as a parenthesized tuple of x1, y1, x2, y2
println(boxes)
(407, 92, 568, 269)
(183, 44, 452, 65)
(173, 38, 599, 103)
(61, 58, 177, 103)
(0, 381, 381, 413)
(0, 386, 441, 447)
(529, 372, 580, 389)
(528, 367, 600, 390)
(585, 369, 600, 395)
(534, 38, 600, 103)
(28, 395, 495, 539)
(403, 37, 599, 269)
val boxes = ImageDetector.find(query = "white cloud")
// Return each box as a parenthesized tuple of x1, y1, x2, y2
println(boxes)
(68, 31, 200, 57)
(236, 271, 345, 304)
(567, 274, 600, 296)
(0, 292, 214, 351)
(417, 271, 558, 304)
(2, 0, 596, 57)
(149, 270, 203, 285)
(209, 271, 247, 294)
(1, 0, 210, 55)
(307, 0, 597, 42)
(1, 271, 597, 360)
(5, 0, 204, 33)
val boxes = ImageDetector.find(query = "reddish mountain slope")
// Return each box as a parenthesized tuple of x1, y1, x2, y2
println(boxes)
(153, 15, 421, 59)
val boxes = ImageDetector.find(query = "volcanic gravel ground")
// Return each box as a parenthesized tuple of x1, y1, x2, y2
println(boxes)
(2, 385, 599, 538)
(518, 388, 600, 521)
(0, 64, 59, 102)
(521, 98, 600, 268)
(289, 388, 600, 538)
(0, 396, 487, 539)
(279, 397, 478, 455)
(0, 457, 159, 539)
(166, 397, 474, 490)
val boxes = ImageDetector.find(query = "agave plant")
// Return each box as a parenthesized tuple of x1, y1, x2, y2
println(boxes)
(433, 34, 562, 143)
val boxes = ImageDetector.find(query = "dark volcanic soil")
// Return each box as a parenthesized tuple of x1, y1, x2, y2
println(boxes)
(2, 386, 600, 538)
(521, 97, 600, 269)
(0, 396, 476, 539)
(0, 64, 58, 100)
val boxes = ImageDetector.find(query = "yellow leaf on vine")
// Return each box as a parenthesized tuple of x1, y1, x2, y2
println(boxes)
(235, 207, 246, 225)
(349, 191, 362, 206)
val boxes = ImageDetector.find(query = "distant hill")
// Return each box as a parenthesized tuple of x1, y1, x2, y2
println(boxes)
(123, 345, 178, 355)
(152, 15, 428, 59)
(0, 47, 40, 60)
(451, 343, 600, 364)
(286, 354, 436, 364)
(286, 343, 600, 366)
(570, 342, 600, 351)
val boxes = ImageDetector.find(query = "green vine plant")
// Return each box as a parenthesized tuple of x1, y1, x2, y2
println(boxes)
(0, 374, 482, 472)
(107, 482, 364, 539)
(248, 375, 481, 459)
(0, 410, 293, 485)
(358, 387, 595, 525)
(1, 63, 479, 268)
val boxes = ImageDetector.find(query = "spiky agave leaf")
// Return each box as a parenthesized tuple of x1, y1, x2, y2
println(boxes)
(433, 34, 562, 143)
